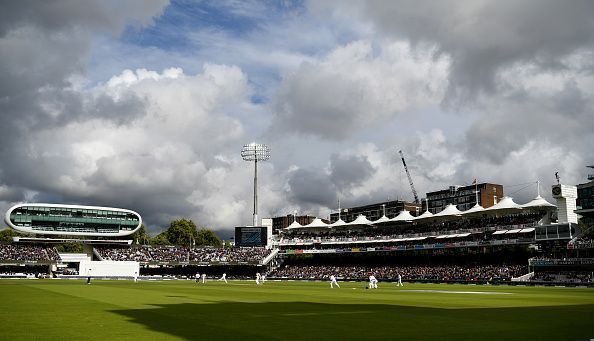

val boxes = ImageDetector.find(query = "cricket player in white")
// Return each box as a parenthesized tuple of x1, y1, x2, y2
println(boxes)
(201, 273, 206, 284)
(397, 273, 403, 286)
(255, 272, 261, 285)
(330, 275, 340, 288)
(369, 275, 378, 289)
(219, 273, 227, 284)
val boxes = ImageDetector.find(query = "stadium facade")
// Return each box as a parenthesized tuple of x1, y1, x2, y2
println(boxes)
(4, 203, 142, 237)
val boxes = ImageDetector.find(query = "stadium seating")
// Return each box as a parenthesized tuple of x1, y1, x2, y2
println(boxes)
(269, 264, 526, 282)
(0, 244, 61, 262)
(95, 246, 272, 264)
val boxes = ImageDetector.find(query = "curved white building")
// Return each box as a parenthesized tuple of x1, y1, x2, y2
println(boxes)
(4, 203, 142, 237)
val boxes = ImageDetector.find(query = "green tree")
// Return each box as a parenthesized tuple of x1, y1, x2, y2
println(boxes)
(130, 224, 151, 245)
(195, 229, 222, 247)
(166, 219, 197, 246)
(0, 228, 19, 243)
(151, 232, 170, 246)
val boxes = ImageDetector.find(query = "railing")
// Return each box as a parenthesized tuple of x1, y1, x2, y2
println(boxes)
(512, 272, 534, 282)
(276, 222, 539, 246)
(529, 257, 594, 266)
(279, 238, 536, 254)
(261, 248, 279, 265)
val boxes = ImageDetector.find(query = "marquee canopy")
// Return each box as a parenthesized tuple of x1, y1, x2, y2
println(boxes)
(302, 218, 329, 228)
(285, 221, 303, 229)
(391, 210, 415, 222)
(484, 197, 522, 211)
(521, 195, 556, 209)
(433, 204, 463, 217)
(348, 215, 373, 226)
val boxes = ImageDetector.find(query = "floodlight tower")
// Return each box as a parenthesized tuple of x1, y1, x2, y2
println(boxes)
(241, 142, 271, 226)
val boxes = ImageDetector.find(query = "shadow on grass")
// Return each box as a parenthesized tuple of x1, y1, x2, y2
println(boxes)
(110, 302, 594, 340)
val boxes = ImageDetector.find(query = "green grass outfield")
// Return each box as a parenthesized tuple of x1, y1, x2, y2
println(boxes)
(1, 279, 593, 340)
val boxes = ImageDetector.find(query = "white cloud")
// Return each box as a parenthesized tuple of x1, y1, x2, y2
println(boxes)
(271, 40, 449, 139)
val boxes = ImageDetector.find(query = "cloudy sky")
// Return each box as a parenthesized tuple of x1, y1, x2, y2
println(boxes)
(1, 0, 593, 235)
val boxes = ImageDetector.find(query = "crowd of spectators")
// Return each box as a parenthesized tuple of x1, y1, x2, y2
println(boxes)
(97, 247, 152, 262)
(0, 244, 61, 261)
(96, 246, 272, 264)
(188, 247, 271, 263)
(532, 271, 593, 284)
(270, 264, 526, 282)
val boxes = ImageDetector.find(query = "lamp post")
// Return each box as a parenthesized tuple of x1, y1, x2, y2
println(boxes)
(241, 143, 271, 226)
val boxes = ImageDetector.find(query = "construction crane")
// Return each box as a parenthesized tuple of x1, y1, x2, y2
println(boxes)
(398, 150, 420, 204)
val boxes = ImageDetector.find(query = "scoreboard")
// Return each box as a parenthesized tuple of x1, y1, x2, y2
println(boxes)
(235, 226, 267, 247)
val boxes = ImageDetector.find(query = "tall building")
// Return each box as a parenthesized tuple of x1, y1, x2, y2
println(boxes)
(329, 200, 421, 223)
(576, 165, 594, 226)
(426, 183, 504, 214)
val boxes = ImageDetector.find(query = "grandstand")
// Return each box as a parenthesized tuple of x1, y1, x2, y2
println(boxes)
(1, 180, 593, 285)
(268, 189, 593, 286)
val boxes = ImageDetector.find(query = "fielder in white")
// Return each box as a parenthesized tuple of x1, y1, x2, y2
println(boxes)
(397, 273, 403, 286)
(219, 273, 227, 284)
(330, 275, 340, 288)
(255, 272, 261, 285)
(369, 275, 378, 289)
(201, 273, 206, 284)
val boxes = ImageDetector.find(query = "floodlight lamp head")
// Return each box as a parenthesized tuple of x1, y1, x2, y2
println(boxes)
(241, 142, 270, 161)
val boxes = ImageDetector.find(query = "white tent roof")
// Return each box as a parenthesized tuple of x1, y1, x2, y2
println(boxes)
(415, 210, 434, 220)
(303, 218, 329, 228)
(373, 215, 391, 224)
(391, 210, 415, 222)
(485, 197, 522, 211)
(285, 221, 303, 229)
(462, 204, 485, 215)
(348, 215, 373, 226)
(329, 218, 348, 228)
(433, 204, 462, 217)
(521, 195, 556, 209)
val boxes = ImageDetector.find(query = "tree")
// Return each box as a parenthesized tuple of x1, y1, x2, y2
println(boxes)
(196, 229, 222, 247)
(166, 219, 197, 246)
(151, 232, 170, 246)
(130, 224, 151, 245)
(0, 228, 19, 244)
